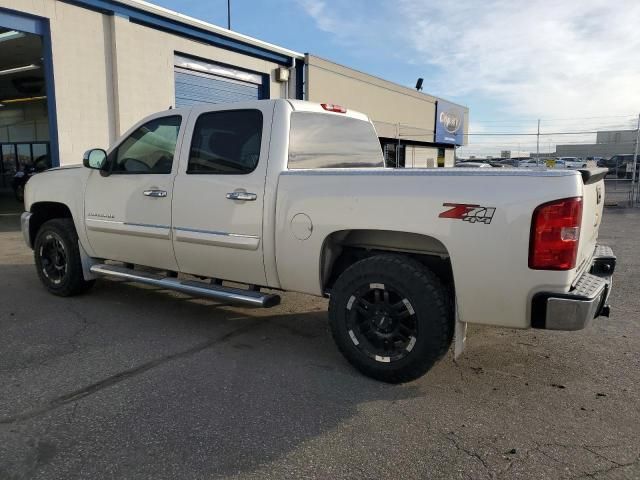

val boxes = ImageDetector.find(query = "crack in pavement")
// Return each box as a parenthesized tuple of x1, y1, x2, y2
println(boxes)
(572, 456, 640, 479)
(443, 431, 491, 474)
(0, 320, 261, 425)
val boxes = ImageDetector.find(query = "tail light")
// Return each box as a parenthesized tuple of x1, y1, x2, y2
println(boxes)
(321, 103, 347, 113)
(529, 197, 583, 270)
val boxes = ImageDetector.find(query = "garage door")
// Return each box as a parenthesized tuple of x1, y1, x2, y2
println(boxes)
(174, 55, 263, 108)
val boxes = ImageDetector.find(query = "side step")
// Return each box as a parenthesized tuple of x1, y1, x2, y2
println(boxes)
(90, 264, 280, 308)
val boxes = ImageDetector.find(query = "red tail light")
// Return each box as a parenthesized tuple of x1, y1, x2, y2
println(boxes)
(529, 197, 583, 270)
(321, 103, 347, 113)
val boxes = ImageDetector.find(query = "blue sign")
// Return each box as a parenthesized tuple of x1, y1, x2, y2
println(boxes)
(435, 101, 465, 145)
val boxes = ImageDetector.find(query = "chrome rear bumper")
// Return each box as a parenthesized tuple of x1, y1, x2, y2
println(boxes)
(531, 245, 615, 330)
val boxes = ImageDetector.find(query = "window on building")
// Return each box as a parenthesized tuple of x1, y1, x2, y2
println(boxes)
(188, 110, 263, 174)
(111, 116, 182, 174)
(288, 113, 384, 169)
(382, 142, 405, 167)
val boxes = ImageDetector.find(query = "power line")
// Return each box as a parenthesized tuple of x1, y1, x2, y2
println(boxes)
(467, 130, 611, 136)
(471, 114, 638, 123)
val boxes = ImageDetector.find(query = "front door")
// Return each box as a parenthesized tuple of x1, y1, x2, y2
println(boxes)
(171, 104, 271, 286)
(84, 114, 185, 270)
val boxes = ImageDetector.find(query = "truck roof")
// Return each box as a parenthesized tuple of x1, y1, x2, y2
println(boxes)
(158, 99, 371, 123)
(286, 100, 370, 122)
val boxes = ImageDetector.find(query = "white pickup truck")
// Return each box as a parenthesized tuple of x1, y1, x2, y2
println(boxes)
(21, 100, 615, 383)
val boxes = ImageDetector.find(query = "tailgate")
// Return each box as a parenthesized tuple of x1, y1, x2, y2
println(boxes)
(576, 168, 608, 273)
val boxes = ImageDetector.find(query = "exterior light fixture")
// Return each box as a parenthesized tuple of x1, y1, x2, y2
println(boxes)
(0, 30, 25, 43)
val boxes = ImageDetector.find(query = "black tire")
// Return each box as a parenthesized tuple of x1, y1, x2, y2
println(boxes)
(328, 254, 453, 383)
(33, 218, 95, 296)
(14, 185, 24, 203)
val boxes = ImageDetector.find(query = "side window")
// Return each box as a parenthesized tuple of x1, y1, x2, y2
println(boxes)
(111, 116, 182, 174)
(188, 110, 263, 174)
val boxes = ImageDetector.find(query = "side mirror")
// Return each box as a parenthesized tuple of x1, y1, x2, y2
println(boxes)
(83, 148, 108, 171)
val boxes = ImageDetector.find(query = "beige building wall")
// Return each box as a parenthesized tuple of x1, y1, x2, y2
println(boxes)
(305, 55, 469, 145)
(2, 0, 289, 165)
(405, 146, 437, 168)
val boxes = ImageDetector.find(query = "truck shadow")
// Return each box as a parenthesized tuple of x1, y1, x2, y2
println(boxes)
(0, 265, 424, 479)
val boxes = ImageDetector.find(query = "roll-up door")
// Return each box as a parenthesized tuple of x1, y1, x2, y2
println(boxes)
(174, 55, 263, 108)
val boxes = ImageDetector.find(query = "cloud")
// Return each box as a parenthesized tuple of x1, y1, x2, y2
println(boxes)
(397, 0, 640, 118)
(296, 0, 640, 155)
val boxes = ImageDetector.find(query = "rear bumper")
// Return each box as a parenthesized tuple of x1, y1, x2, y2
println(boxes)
(21, 212, 32, 249)
(531, 245, 615, 330)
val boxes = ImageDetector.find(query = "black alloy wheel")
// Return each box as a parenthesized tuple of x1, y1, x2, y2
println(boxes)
(39, 232, 68, 285)
(345, 283, 419, 363)
(34, 218, 95, 296)
(329, 254, 453, 383)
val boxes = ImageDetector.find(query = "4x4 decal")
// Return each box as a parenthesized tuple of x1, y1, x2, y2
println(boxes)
(439, 203, 496, 224)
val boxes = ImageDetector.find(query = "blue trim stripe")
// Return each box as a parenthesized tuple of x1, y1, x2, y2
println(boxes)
(41, 22, 60, 167)
(0, 7, 45, 34)
(0, 7, 60, 167)
(59, 0, 294, 66)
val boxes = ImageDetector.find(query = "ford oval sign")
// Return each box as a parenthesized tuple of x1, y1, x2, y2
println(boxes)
(435, 101, 465, 145)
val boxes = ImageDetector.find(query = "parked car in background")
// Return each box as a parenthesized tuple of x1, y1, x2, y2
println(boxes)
(498, 158, 520, 167)
(11, 155, 51, 202)
(454, 161, 492, 168)
(604, 154, 639, 179)
(552, 159, 567, 169)
(519, 159, 540, 168)
(558, 157, 588, 169)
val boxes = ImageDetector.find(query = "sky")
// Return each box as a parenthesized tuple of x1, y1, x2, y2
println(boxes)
(152, 0, 640, 157)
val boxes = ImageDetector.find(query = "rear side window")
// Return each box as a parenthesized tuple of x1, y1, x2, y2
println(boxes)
(288, 112, 384, 169)
(188, 110, 262, 174)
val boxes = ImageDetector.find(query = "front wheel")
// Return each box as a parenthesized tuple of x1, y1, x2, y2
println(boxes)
(34, 218, 95, 296)
(328, 254, 453, 383)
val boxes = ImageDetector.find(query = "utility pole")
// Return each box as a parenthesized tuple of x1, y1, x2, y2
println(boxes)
(632, 113, 640, 203)
(536, 119, 540, 166)
(396, 123, 401, 168)
(227, 0, 231, 29)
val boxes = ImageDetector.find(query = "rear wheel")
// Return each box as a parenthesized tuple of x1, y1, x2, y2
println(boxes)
(329, 254, 453, 383)
(34, 218, 95, 296)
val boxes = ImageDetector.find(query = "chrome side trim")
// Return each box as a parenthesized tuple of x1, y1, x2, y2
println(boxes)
(85, 218, 171, 239)
(90, 264, 280, 307)
(21, 212, 32, 249)
(173, 226, 260, 250)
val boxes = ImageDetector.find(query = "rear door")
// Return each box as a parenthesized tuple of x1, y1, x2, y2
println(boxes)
(84, 113, 185, 270)
(171, 103, 273, 285)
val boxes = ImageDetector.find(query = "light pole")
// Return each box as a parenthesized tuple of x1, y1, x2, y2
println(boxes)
(227, 0, 231, 29)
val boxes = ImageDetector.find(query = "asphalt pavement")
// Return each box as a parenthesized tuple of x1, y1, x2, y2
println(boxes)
(0, 193, 638, 479)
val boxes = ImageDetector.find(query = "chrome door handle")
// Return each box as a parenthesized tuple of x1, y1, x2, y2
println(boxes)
(143, 189, 167, 198)
(226, 192, 257, 201)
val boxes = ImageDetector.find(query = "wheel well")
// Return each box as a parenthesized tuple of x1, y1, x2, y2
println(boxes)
(321, 230, 454, 293)
(29, 202, 73, 245)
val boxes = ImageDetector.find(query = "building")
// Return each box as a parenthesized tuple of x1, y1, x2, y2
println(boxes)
(0, 0, 468, 192)
(556, 129, 638, 158)
(303, 56, 468, 168)
(500, 150, 530, 159)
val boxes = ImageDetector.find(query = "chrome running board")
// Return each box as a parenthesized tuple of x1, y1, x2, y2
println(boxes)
(90, 264, 280, 308)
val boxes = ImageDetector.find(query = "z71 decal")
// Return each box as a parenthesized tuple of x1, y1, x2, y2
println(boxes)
(439, 203, 496, 225)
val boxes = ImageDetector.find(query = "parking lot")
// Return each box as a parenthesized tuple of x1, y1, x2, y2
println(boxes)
(0, 195, 638, 480)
